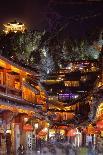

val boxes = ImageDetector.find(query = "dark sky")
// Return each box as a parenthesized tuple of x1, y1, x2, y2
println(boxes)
(0, 0, 103, 37)
(0, 0, 48, 28)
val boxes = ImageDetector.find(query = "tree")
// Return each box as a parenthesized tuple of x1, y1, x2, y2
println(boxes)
(40, 46, 55, 80)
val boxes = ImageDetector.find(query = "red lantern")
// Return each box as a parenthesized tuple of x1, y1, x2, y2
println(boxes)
(96, 120, 103, 130)
(58, 126, 68, 130)
(23, 124, 33, 131)
(87, 125, 95, 135)
(95, 128, 100, 134)
(38, 130, 47, 137)
(67, 129, 76, 137)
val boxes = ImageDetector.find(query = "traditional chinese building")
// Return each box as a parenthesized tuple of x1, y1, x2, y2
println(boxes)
(0, 55, 46, 152)
(3, 20, 26, 34)
(42, 57, 103, 132)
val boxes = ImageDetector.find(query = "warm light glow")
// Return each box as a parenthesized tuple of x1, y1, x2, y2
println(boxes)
(67, 129, 77, 137)
(43, 80, 61, 83)
(0, 104, 35, 116)
(23, 124, 33, 131)
(11, 66, 20, 73)
(35, 123, 39, 129)
(24, 117, 28, 123)
(22, 78, 25, 81)
(6, 130, 11, 134)
(64, 81, 79, 87)
(43, 127, 48, 132)
(4, 21, 26, 34)
(49, 129, 55, 137)
(0, 60, 6, 68)
(0, 55, 46, 120)
(96, 103, 103, 118)
(60, 129, 65, 135)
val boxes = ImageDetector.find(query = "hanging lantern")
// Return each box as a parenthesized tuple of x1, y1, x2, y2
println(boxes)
(96, 120, 103, 130)
(58, 126, 68, 130)
(83, 128, 87, 134)
(87, 124, 95, 135)
(95, 128, 100, 134)
(67, 129, 76, 137)
(23, 124, 33, 131)
(38, 130, 47, 137)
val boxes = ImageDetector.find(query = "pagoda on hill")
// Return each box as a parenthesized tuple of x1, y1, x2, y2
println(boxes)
(3, 20, 26, 34)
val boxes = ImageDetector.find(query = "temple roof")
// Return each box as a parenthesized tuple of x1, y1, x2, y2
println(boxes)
(0, 55, 38, 76)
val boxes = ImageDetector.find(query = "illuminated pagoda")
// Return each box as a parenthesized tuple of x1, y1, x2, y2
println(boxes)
(3, 20, 26, 34)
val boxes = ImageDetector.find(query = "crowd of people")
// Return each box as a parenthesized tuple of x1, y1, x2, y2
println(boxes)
(34, 140, 102, 155)
(0, 133, 102, 155)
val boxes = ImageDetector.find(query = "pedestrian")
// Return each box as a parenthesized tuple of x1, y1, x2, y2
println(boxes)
(42, 146, 48, 154)
(69, 146, 75, 155)
(17, 144, 25, 155)
(88, 141, 95, 155)
(6, 133, 12, 155)
(65, 145, 70, 155)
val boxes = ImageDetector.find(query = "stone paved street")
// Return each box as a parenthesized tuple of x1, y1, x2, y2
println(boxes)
(26, 147, 66, 155)
(0, 146, 98, 155)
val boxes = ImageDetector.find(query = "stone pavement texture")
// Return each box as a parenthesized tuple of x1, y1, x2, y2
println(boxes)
(26, 147, 65, 155)
(0, 146, 99, 155)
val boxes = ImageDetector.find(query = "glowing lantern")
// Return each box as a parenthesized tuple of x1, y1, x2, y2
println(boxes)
(87, 124, 95, 135)
(67, 129, 76, 137)
(38, 130, 47, 137)
(58, 126, 68, 130)
(23, 124, 33, 131)
(83, 128, 87, 133)
(95, 128, 100, 134)
(96, 120, 103, 130)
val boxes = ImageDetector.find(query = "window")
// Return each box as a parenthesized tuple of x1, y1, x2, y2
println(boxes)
(64, 81, 79, 87)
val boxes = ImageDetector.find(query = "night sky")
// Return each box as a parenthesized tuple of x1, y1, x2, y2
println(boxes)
(0, 0, 103, 37)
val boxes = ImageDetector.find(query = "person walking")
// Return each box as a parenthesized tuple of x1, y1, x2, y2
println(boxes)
(69, 146, 75, 155)
(87, 141, 96, 155)
(6, 133, 12, 155)
(65, 145, 70, 155)
(17, 144, 25, 155)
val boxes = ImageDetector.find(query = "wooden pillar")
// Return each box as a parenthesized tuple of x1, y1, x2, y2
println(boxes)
(20, 72, 24, 99)
(20, 131, 26, 148)
(82, 131, 86, 146)
(11, 123, 15, 154)
(3, 69, 6, 85)
(3, 69, 7, 94)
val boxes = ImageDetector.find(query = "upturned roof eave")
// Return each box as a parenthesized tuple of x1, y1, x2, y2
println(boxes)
(0, 55, 38, 76)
